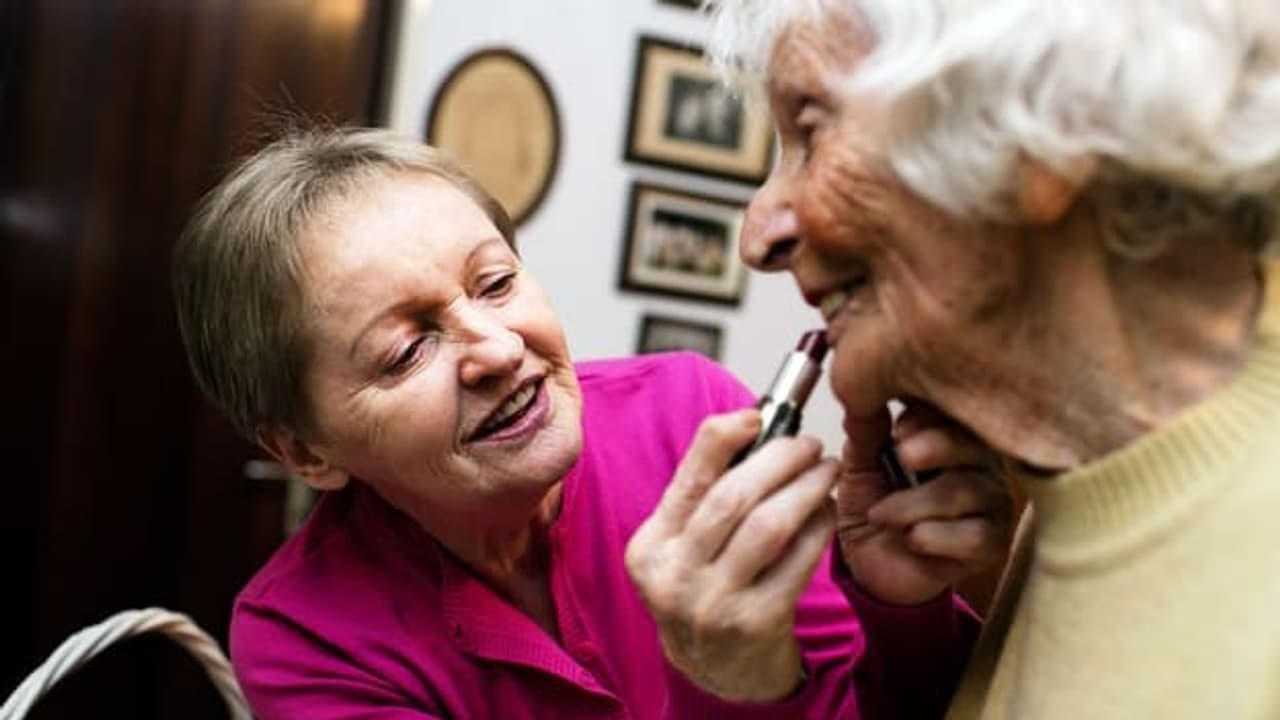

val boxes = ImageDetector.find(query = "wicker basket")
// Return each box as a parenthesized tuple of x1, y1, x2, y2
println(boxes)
(0, 608, 251, 719)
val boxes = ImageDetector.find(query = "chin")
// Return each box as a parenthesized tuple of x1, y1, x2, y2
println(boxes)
(530, 420, 583, 482)
(828, 341, 892, 419)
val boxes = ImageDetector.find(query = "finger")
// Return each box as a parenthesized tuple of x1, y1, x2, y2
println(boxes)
(683, 436, 825, 563)
(866, 471, 1005, 527)
(712, 457, 837, 582)
(841, 407, 893, 470)
(906, 517, 1004, 564)
(895, 425, 993, 473)
(655, 409, 761, 531)
(832, 457, 894, 525)
(891, 400, 948, 440)
(749, 499, 836, 607)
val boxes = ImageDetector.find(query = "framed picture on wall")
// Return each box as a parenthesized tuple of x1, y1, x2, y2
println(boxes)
(636, 313, 723, 360)
(618, 181, 748, 305)
(624, 36, 773, 184)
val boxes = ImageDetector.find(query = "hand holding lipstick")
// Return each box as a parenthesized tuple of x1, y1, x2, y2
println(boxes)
(835, 402, 1013, 606)
(624, 409, 837, 703)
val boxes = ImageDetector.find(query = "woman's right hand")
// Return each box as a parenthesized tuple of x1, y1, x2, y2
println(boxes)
(624, 409, 838, 702)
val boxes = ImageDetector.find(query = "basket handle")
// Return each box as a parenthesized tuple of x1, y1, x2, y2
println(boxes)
(0, 607, 251, 719)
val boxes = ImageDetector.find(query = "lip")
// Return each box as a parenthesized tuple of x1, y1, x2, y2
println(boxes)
(806, 278, 865, 345)
(466, 377, 549, 444)
(802, 288, 827, 308)
(804, 274, 865, 312)
(825, 300, 854, 348)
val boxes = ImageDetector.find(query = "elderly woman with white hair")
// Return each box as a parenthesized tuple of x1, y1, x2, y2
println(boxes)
(697, 0, 1280, 717)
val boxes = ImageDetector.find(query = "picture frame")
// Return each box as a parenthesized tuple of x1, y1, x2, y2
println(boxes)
(624, 36, 773, 184)
(618, 181, 748, 305)
(426, 47, 560, 226)
(636, 313, 723, 360)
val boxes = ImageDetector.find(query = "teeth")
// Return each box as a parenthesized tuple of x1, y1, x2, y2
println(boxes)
(819, 289, 849, 320)
(819, 279, 866, 320)
(481, 383, 537, 432)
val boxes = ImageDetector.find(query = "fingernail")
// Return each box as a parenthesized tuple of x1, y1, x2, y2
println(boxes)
(894, 435, 922, 465)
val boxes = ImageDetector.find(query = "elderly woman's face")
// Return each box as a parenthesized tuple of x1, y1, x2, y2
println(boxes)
(296, 172, 582, 521)
(741, 12, 1027, 419)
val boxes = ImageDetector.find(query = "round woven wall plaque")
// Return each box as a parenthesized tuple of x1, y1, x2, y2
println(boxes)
(426, 48, 560, 226)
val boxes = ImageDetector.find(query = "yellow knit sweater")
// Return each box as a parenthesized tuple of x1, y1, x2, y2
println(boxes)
(947, 260, 1280, 720)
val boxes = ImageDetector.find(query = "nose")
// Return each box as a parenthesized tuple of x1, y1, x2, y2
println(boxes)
(454, 306, 524, 387)
(739, 171, 800, 272)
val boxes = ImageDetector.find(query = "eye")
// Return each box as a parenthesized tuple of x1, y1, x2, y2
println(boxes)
(792, 98, 827, 161)
(384, 333, 437, 376)
(479, 270, 518, 299)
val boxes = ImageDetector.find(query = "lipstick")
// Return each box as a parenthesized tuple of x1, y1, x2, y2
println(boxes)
(733, 330, 828, 463)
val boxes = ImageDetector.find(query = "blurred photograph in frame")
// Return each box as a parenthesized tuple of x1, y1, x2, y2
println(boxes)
(624, 36, 773, 184)
(636, 313, 723, 360)
(618, 181, 748, 305)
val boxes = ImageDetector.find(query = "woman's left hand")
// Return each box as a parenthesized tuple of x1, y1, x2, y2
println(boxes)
(836, 402, 1013, 606)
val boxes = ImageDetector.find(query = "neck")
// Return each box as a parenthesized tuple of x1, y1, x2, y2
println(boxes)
(425, 483, 564, 637)
(939, 223, 1263, 471)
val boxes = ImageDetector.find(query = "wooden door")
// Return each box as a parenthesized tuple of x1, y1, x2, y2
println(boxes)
(0, 1, 393, 716)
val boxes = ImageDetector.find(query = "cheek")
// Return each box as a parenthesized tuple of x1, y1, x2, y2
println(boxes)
(527, 315, 569, 363)
(511, 286, 571, 364)
(325, 369, 463, 480)
(796, 147, 897, 257)
(881, 214, 1026, 339)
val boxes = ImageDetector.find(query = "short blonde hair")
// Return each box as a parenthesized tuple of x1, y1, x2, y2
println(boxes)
(173, 127, 514, 438)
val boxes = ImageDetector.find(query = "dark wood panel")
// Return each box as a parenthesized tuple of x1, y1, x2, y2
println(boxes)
(0, 1, 393, 716)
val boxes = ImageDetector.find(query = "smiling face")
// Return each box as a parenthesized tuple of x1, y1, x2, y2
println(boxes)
(740, 9, 1036, 420)
(291, 171, 583, 530)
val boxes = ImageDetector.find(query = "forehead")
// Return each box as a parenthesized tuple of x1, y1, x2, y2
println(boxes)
(300, 173, 502, 301)
(311, 173, 494, 266)
(766, 7, 866, 96)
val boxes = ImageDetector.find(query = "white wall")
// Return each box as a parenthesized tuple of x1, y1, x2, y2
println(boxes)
(384, 0, 846, 453)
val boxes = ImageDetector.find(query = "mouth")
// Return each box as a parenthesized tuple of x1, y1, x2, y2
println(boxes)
(467, 377, 546, 443)
(810, 275, 868, 338)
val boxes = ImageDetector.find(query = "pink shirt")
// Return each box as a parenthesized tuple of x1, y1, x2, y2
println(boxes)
(231, 353, 979, 718)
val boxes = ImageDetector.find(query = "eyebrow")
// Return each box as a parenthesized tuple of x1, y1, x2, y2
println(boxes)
(346, 235, 509, 360)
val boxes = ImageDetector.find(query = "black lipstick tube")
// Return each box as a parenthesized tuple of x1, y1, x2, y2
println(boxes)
(733, 330, 828, 464)
(880, 444, 939, 489)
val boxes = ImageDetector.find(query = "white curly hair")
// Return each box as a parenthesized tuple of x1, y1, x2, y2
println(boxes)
(708, 0, 1280, 256)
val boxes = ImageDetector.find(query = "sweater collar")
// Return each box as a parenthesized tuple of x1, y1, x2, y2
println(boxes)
(1021, 260, 1280, 570)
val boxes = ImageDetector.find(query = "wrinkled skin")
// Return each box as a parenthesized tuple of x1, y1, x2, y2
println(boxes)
(626, 9, 1017, 702)
(736, 10, 1030, 605)
(264, 173, 583, 628)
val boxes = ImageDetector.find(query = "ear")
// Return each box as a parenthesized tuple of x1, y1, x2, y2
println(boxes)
(1016, 154, 1098, 225)
(257, 427, 350, 492)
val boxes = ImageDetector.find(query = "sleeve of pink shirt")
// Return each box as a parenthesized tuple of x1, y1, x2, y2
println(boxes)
(836, 561, 981, 718)
(232, 603, 440, 720)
